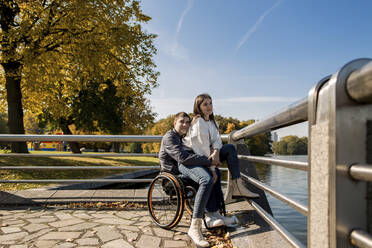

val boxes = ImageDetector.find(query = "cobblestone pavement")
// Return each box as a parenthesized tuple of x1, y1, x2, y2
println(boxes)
(0, 206, 194, 248)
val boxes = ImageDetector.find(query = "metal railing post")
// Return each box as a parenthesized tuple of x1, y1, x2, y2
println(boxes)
(308, 58, 372, 247)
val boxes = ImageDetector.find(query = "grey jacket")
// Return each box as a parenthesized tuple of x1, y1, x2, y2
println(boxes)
(159, 129, 211, 174)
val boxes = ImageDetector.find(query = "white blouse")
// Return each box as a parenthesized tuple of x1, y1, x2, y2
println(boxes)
(183, 117, 223, 157)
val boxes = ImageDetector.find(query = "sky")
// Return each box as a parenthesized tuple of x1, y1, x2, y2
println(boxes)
(140, 0, 372, 139)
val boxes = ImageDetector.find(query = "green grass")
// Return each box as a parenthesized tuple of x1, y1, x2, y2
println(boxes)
(0, 151, 159, 191)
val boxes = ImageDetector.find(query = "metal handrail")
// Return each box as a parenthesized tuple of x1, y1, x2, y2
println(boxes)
(0, 166, 160, 170)
(248, 199, 305, 248)
(0, 153, 158, 157)
(242, 174, 308, 216)
(350, 229, 372, 248)
(238, 155, 308, 171)
(349, 164, 372, 182)
(231, 98, 307, 141)
(0, 179, 154, 183)
(0, 134, 162, 142)
(346, 61, 372, 104)
(0, 165, 228, 171)
(229, 60, 372, 143)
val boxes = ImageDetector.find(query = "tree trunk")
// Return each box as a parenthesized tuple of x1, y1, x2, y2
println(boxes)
(113, 142, 120, 153)
(59, 119, 81, 154)
(3, 61, 28, 153)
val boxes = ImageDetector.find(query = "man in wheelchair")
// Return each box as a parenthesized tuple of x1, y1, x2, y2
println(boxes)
(158, 112, 237, 247)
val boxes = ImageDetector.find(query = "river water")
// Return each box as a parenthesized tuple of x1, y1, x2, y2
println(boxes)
(256, 155, 308, 245)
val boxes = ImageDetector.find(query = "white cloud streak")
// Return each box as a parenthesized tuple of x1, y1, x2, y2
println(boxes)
(236, 0, 283, 52)
(170, 0, 194, 59)
(176, 0, 194, 39)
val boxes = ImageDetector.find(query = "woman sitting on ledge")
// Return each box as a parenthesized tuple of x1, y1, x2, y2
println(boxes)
(160, 112, 229, 247)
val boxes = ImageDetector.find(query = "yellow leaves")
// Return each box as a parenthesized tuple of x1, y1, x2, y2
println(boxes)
(225, 122, 236, 134)
(206, 229, 234, 248)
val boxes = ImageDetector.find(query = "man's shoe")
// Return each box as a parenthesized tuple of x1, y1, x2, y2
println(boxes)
(188, 218, 210, 247)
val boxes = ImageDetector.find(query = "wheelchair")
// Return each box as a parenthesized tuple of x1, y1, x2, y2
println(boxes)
(147, 171, 227, 230)
(147, 172, 198, 229)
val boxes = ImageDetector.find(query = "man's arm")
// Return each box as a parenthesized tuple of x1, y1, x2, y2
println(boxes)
(163, 132, 211, 167)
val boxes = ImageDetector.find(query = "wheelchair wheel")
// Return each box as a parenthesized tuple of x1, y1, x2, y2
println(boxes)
(147, 173, 184, 229)
(184, 185, 196, 215)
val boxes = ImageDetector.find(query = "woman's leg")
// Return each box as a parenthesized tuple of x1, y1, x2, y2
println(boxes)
(206, 168, 222, 212)
(204, 168, 225, 228)
(220, 144, 260, 198)
(178, 164, 214, 219)
(219, 144, 240, 179)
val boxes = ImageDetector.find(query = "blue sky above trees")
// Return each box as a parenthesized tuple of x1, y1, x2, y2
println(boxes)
(141, 0, 372, 138)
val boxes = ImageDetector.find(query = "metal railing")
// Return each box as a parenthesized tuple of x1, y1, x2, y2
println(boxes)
(0, 58, 371, 247)
(0, 135, 161, 184)
(222, 58, 372, 248)
(0, 136, 229, 184)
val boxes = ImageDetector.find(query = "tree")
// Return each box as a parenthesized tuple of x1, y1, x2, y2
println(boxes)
(246, 132, 272, 156)
(142, 114, 272, 156)
(0, 112, 9, 149)
(0, 112, 8, 134)
(0, 0, 158, 152)
(142, 115, 174, 153)
(272, 135, 308, 155)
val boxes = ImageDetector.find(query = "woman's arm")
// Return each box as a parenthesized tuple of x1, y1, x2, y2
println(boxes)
(187, 118, 211, 157)
(163, 132, 211, 167)
(210, 121, 223, 151)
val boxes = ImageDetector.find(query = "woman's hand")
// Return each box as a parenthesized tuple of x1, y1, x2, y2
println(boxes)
(209, 149, 221, 166)
(210, 166, 218, 184)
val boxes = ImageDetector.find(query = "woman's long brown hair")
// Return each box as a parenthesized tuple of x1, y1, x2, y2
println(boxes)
(193, 93, 218, 129)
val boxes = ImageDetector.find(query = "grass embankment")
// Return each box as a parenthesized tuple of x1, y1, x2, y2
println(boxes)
(0, 151, 159, 191)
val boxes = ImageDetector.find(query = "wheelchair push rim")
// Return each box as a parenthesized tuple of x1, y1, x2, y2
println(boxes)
(147, 173, 184, 229)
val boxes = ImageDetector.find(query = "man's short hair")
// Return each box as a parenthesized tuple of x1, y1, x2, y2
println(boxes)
(174, 112, 191, 124)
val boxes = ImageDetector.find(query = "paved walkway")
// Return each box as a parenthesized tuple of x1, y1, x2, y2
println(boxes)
(0, 189, 287, 248)
(0, 205, 193, 248)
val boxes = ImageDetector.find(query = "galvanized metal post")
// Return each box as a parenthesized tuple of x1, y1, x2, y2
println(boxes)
(308, 58, 372, 248)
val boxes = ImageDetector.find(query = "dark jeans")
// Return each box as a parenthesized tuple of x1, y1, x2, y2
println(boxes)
(205, 168, 224, 212)
(220, 144, 241, 180)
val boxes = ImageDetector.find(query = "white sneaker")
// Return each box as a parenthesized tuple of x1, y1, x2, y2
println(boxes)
(209, 211, 239, 227)
(188, 218, 210, 247)
(204, 212, 224, 228)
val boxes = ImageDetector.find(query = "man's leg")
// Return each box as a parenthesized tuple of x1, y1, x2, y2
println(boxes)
(179, 164, 214, 247)
(178, 164, 214, 219)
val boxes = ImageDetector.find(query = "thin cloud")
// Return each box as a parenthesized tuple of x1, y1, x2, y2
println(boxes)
(236, 0, 283, 52)
(171, 0, 194, 59)
(176, 0, 194, 39)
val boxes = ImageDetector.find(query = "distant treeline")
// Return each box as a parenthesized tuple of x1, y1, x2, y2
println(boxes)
(272, 135, 308, 155)
(141, 114, 272, 156)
